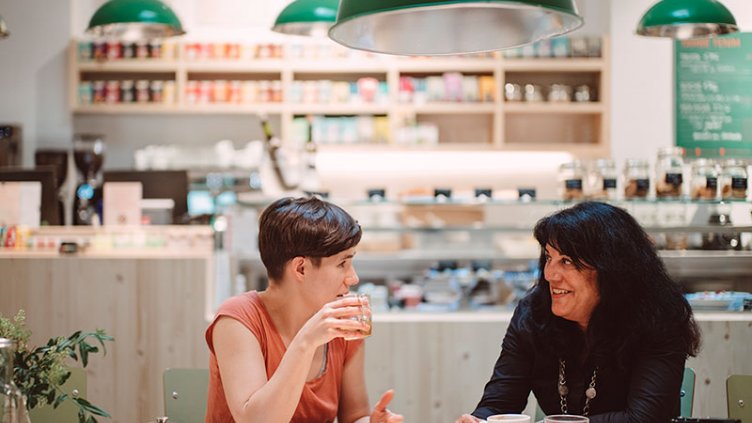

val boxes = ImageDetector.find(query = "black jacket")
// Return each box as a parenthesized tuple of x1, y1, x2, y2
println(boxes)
(472, 301, 685, 423)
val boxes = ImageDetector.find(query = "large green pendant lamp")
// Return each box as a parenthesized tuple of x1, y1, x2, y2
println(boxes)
(0, 15, 9, 39)
(86, 0, 185, 40)
(636, 0, 738, 39)
(272, 0, 339, 37)
(328, 0, 584, 56)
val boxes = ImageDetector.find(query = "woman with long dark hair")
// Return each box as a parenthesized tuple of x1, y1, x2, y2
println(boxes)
(457, 201, 701, 422)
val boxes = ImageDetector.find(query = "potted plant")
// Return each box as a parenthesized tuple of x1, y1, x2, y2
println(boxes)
(0, 310, 113, 423)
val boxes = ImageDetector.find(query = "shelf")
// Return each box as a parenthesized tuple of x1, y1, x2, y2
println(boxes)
(660, 250, 752, 277)
(78, 60, 178, 72)
(503, 102, 604, 114)
(235, 249, 752, 279)
(502, 58, 604, 72)
(290, 104, 390, 115)
(289, 60, 390, 73)
(73, 104, 182, 114)
(184, 60, 285, 73)
(395, 58, 498, 73)
(71, 37, 611, 157)
(73, 103, 286, 114)
(397, 103, 497, 114)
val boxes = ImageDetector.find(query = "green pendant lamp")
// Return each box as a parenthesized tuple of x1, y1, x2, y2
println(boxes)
(0, 15, 9, 39)
(86, 0, 185, 40)
(636, 0, 738, 39)
(272, 0, 339, 37)
(328, 0, 583, 56)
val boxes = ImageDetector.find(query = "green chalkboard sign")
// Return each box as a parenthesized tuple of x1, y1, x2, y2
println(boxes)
(675, 33, 752, 158)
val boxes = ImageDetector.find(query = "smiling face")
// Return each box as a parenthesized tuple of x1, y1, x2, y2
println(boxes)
(543, 244, 600, 330)
(302, 247, 360, 307)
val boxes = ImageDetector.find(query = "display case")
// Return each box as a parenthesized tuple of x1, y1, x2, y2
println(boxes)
(230, 198, 752, 295)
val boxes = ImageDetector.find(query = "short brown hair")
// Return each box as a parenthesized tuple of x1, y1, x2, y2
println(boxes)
(258, 197, 362, 281)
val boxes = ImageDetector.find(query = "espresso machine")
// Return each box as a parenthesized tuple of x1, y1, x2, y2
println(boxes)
(72, 133, 105, 225)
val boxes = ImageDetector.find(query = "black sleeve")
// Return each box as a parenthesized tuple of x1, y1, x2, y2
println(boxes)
(589, 347, 685, 423)
(471, 305, 534, 419)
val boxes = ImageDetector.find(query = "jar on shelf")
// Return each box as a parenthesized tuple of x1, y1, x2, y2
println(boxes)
(623, 159, 651, 199)
(655, 147, 685, 198)
(720, 159, 748, 200)
(92, 80, 106, 103)
(105, 80, 120, 103)
(690, 158, 719, 200)
(589, 158, 618, 200)
(78, 81, 93, 105)
(558, 161, 585, 201)
(150, 80, 164, 103)
(135, 80, 150, 103)
(120, 80, 134, 103)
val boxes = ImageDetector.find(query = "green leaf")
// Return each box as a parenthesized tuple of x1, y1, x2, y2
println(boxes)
(74, 398, 112, 417)
(53, 393, 68, 408)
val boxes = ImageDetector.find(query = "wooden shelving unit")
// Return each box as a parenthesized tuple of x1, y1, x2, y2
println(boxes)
(69, 37, 610, 158)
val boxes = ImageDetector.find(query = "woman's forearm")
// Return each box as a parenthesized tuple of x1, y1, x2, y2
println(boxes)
(235, 337, 316, 423)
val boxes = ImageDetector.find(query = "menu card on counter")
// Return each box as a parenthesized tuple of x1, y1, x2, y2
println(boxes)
(0, 181, 41, 227)
(103, 182, 142, 225)
(675, 33, 752, 158)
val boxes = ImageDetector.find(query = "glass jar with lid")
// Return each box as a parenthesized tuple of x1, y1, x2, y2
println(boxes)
(690, 158, 719, 200)
(655, 147, 685, 198)
(589, 158, 618, 200)
(558, 161, 585, 201)
(720, 159, 748, 200)
(623, 159, 651, 199)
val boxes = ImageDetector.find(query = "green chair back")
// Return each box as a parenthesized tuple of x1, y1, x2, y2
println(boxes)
(29, 367, 87, 423)
(727, 374, 752, 423)
(680, 367, 696, 417)
(163, 368, 210, 423)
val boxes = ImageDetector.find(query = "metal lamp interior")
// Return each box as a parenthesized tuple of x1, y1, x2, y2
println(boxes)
(272, 21, 333, 37)
(636, 22, 738, 39)
(328, 2, 583, 56)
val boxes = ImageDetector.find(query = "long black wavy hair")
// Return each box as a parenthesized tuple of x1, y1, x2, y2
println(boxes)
(526, 201, 700, 368)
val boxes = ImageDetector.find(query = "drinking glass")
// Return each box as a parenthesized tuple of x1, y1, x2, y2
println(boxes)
(487, 414, 531, 422)
(342, 293, 372, 340)
(544, 415, 589, 423)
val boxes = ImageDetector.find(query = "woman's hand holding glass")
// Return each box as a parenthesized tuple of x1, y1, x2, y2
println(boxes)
(297, 296, 370, 348)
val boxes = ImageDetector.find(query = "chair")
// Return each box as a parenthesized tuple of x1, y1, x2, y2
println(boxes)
(680, 367, 696, 417)
(29, 367, 87, 423)
(727, 374, 752, 423)
(163, 368, 210, 423)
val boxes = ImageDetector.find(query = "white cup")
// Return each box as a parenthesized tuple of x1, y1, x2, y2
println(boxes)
(487, 415, 531, 423)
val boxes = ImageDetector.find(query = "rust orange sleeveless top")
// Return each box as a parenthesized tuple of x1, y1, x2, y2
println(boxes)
(205, 291, 363, 423)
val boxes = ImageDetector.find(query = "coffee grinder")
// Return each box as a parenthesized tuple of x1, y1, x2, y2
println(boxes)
(34, 148, 69, 225)
(72, 133, 105, 225)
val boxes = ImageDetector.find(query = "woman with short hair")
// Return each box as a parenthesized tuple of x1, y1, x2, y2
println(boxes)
(206, 197, 402, 423)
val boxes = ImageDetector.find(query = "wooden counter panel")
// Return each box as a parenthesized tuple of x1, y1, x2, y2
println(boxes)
(365, 319, 752, 421)
(0, 257, 211, 423)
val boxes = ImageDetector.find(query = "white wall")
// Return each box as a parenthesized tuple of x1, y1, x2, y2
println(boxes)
(0, 0, 73, 164)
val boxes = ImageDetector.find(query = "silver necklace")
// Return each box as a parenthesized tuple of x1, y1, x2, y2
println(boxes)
(558, 358, 598, 416)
